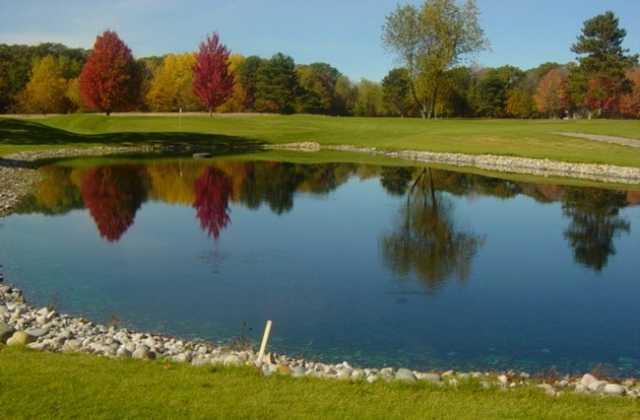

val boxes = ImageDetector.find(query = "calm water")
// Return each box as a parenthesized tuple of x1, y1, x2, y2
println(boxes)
(1, 155, 640, 375)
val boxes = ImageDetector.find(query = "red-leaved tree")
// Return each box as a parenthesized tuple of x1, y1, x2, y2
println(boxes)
(620, 68, 640, 119)
(192, 33, 234, 116)
(79, 31, 139, 115)
(534, 68, 571, 117)
(193, 167, 232, 240)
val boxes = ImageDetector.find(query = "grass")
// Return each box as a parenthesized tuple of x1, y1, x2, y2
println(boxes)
(0, 347, 638, 420)
(2, 114, 640, 167)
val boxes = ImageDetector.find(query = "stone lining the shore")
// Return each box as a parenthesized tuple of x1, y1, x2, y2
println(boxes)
(325, 145, 640, 185)
(0, 280, 637, 398)
(0, 146, 161, 218)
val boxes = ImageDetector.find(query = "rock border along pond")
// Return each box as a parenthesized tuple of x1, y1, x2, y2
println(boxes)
(1, 145, 640, 397)
(0, 280, 636, 398)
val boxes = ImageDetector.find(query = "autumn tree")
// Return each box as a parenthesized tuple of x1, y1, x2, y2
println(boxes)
(534, 68, 570, 117)
(382, 68, 412, 117)
(18, 55, 69, 114)
(506, 87, 535, 118)
(217, 54, 248, 112)
(79, 31, 138, 115)
(146, 53, 200, 111)
(192, 33, 234, 116)
(571, 11, 638, 116)
(383, 0, 487, 118)
(334, 75, 358, 116)
(620, 68, 640, 118)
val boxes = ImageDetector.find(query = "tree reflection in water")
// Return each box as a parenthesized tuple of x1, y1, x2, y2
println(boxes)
(80, 166, 146, 242)
(380, 168, 485, 293)
(562, 188, 630, 272)
(193, 167, 232, 240)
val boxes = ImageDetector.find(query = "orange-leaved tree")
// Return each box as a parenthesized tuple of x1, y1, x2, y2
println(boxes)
(534, 68, 570, 118)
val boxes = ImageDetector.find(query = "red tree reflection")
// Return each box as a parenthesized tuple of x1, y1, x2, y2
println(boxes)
(80, 166, 146, 242)
(193, 167, 232, 239)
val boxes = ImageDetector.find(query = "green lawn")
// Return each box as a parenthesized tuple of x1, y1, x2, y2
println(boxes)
(0, 347, 638, 420)
(2, 114, 640, 167)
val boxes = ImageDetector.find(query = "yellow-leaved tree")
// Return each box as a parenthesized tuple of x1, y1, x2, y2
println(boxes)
(146, 53, 200, 112)
(217, 54, 247, 112)
(19, 55, 69, 114)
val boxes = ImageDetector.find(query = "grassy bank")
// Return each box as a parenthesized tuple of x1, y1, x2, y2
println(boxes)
(1, 114, 640, 167)
(0, 347, 638, 419)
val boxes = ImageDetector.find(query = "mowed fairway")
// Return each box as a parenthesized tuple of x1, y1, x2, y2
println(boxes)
(2, 114, 640, 167)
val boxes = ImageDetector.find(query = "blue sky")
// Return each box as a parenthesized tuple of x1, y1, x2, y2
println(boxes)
(1, 0, 638, 81)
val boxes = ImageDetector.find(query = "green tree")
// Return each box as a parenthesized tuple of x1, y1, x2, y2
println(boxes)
(295, 63, 341, 114)
(470, 66, 524, 117)
(382, 68, 412, 117)
(235, 56, 264, 111)
(571, 11, 638, 116)
(382, 0, 488, 118)
(354, 79, 384, 117)
(334, 75, 358, 116)
(255, 53, 298, 114)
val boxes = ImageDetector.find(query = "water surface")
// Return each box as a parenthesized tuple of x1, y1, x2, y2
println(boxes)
(1, 155, 639, 375)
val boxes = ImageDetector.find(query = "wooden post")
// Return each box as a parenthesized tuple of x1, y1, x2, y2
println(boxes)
(258, 320, 273, 362)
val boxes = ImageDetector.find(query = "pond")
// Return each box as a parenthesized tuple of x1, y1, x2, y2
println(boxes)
(1, 154, 639, 376)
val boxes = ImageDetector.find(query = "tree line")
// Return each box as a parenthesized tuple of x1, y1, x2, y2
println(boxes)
(0, 2, 638, 118)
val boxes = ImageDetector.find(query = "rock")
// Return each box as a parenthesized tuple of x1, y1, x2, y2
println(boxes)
(223, 354, 241, 367)
(262, 364, 277, 377)
(132, 347, 155, 360)
(6, 331, 32, 346)
(26, 342, 47, 351)
(575, 384, 588, 394)
(25, 328, 48, 338)
(442, 370, 455, 377)
(171, 352, 192, 364)
(395, 368, 416, 383)
(292, 366, 306, 378)
(603, 384, 626, 396)
(277, 365, 291, 375)
(0, 321, 14, 343)
(62, 340, 81, 353)
(366, 375, 379, 383)
(497, 374, 509, 385)
(580, 374, 597, 387)
(351, 369, 364, 380)
(116, 347, 131, 358)
(587, 380, 606, 393)
(537, 384, 557, 397)
(422, 373, 442, 384)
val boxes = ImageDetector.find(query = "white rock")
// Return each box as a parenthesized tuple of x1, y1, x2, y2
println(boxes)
(603, 384, 626, 396)
(580, 374, 597, 387)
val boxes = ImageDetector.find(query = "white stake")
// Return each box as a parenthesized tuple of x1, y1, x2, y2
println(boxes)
(258, 320, 273, 362)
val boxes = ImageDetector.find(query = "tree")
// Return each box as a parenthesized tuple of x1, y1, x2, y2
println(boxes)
(534, 67, 570, 117)
(255, 53, 298, 114)
(382, 68, 412, 117)
(506, 87, 535, 118)
(295, 63, 341, 114)
(146, 53, 200, 112)
(79, 31, 139, 115)
(620, 68, 640, 118)
(334, 75, 358, 116)
(217, 54, 248, 112)
(571, 11, 638, 116)
(235, 56, 264, 111)
(192, 33, 234, 116)
(0, 43, 87, 112)
(354, 79, 384, 116)
(471, 66, 524, 117)
(18, 55, 69, 114)
(382, 0, 487, 118)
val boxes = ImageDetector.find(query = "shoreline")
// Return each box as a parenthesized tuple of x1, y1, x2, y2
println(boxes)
(0, 279, 636, 398)
(2, 142, 640, 218)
